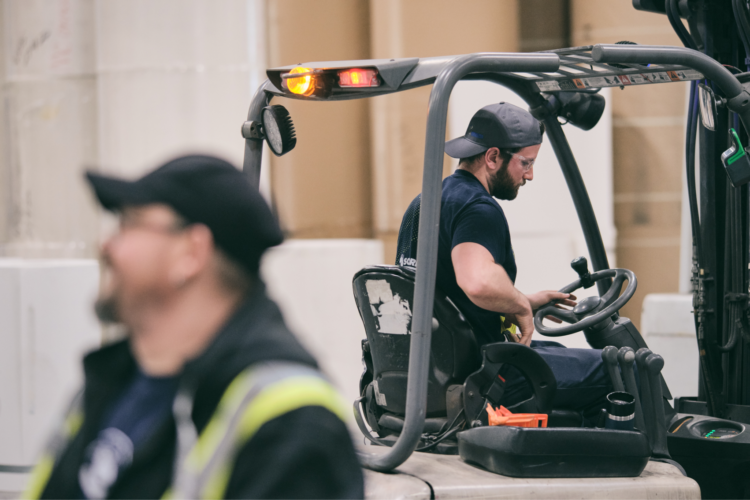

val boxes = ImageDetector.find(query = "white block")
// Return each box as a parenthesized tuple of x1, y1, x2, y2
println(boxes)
(0, 260, 101, 467)
(641, 294, 699, 399)
(261, 240, 384, 408)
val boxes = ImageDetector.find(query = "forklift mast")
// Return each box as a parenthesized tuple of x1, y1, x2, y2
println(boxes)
(634, 0, 750, 418)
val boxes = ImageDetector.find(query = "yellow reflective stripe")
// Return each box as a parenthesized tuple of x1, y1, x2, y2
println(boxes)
(64, 411, 83, 439)
(23, 455, 54, 500)
(185, 368, 258, 474)
(237, 376, 348, 439)
(201, 464, 231, 500)
(23, 408, 83, 500)
(200, 376, 348, 499)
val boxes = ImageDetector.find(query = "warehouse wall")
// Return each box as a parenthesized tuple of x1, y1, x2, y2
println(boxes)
(266, 0, 373, 239)
(0, 0, 99, 259)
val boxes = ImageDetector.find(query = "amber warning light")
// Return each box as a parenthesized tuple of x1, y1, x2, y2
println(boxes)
(338, 68, 380, 88)
(285, 67, 315, 95)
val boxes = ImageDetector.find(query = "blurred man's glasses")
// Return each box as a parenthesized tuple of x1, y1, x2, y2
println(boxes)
(510, 153, 536, 172)
(118, 212, 188, 235)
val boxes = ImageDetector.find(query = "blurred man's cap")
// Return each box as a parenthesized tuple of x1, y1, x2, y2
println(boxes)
(444, 102, 543, 159)
(86, 155, 283, 272)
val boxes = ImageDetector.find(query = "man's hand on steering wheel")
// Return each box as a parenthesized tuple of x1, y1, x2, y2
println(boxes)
(503, 291, 577, 346)
(527, 290, 578, 325)
(527, 291, 577, 311)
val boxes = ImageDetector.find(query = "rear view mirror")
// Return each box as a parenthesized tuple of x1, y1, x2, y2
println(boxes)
(698, 83, 718, 131)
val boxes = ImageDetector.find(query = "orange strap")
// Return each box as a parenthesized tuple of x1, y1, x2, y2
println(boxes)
(486, 404, 548, 428)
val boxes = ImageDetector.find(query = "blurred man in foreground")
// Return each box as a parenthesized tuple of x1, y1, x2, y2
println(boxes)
(26, 155, 364, 499)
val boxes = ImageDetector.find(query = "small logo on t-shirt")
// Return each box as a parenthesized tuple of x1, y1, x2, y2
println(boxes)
(79, 428, 134, 499)
(399, 254, 417, 267)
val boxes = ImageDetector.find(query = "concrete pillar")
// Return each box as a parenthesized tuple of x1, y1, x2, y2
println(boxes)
(266, 0, 372, 239)
(571, 0, 686, 328)
(94, 0, 254, 179)
(370, 0, 520, 262)
(0, 0, 99, 258)
(0, 2, 101, 491)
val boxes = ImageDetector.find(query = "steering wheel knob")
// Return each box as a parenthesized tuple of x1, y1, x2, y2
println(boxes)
(573, 296, 602, 317)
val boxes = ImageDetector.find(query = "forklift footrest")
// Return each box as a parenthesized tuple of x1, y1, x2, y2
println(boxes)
(457, 426, 649, 478)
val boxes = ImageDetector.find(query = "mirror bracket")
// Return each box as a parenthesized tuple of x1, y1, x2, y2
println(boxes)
(241, 120, 264, 141)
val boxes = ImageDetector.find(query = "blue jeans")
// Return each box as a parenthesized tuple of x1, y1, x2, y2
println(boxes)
(499, 340, 613, 420)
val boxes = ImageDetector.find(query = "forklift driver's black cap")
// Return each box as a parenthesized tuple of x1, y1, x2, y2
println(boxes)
(85, 155, 283, 272)
(444, 102, 543, 159)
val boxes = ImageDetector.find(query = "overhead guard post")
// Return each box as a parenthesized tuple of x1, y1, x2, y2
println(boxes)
(357, 52, 560, 472)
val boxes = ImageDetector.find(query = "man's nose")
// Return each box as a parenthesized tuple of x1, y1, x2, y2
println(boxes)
(100, 232, 117, 258)
(524, 165, 534, 181)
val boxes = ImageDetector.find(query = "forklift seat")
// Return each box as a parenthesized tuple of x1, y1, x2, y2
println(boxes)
(352, 266, 578, 441)
(353, 265, 479, 410)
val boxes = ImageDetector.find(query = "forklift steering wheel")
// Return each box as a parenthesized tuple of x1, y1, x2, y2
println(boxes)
(533, 267, 637, 337)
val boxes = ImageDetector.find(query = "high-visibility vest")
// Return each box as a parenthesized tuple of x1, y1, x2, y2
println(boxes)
(25, 362, 348, 500)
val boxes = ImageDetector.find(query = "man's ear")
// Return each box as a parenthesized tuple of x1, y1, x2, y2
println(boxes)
(179, 224, 214, 282)
(485, 147, 501, 172)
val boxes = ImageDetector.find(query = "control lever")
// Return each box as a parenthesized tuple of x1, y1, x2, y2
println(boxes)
(635, 349, 655, 451)
(570, 256, 595, 289)
(645, 353, 671, 459)
(602, 346, 625, 392)
(617, 347, 645, 432)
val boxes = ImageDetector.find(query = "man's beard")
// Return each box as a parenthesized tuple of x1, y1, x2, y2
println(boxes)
(94, 292, 121, 324)
(95, 256, 121, 324)
(489, 161, 523, 200)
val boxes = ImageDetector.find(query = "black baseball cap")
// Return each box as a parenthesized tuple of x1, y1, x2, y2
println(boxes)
(445, 102, 543, 159)
(85, 155, 283, 272)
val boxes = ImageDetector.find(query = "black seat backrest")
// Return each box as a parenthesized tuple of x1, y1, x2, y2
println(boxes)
(352, 265, 481, 417)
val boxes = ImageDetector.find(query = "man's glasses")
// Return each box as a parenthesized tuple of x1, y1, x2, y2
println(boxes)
(118, 212, 189, 235)
(510, 153, 536, 172)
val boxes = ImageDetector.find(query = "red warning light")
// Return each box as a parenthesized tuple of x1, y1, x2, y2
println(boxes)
(338, 68, 380, 88)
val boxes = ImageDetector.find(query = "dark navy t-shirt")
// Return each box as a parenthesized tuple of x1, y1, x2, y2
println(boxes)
(396, 169, 517, 346)
(78, 369, 179, 499)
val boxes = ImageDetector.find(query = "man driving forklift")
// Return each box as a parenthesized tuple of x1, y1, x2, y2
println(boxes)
(396, 102, 613, 420)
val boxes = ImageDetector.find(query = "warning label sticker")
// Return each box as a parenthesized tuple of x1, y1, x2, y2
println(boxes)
(536, 80, 561, 91)
(536, 69, 704, 92)
(627, 74, 649, 84)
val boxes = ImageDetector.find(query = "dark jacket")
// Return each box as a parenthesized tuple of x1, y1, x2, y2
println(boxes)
(40, 283, 365, 499)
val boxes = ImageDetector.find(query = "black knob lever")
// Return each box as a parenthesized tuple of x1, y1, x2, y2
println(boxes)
(571, 256, 595, 289)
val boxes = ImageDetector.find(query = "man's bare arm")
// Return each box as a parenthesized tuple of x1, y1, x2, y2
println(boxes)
(451, 242, 534, 344)
(451, 242, 573, 345)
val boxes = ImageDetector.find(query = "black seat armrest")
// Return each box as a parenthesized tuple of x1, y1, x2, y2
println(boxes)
(464, 342, 558, 422)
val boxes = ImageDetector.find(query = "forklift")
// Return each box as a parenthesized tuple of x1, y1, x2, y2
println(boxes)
(241, 2, 750, 497)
